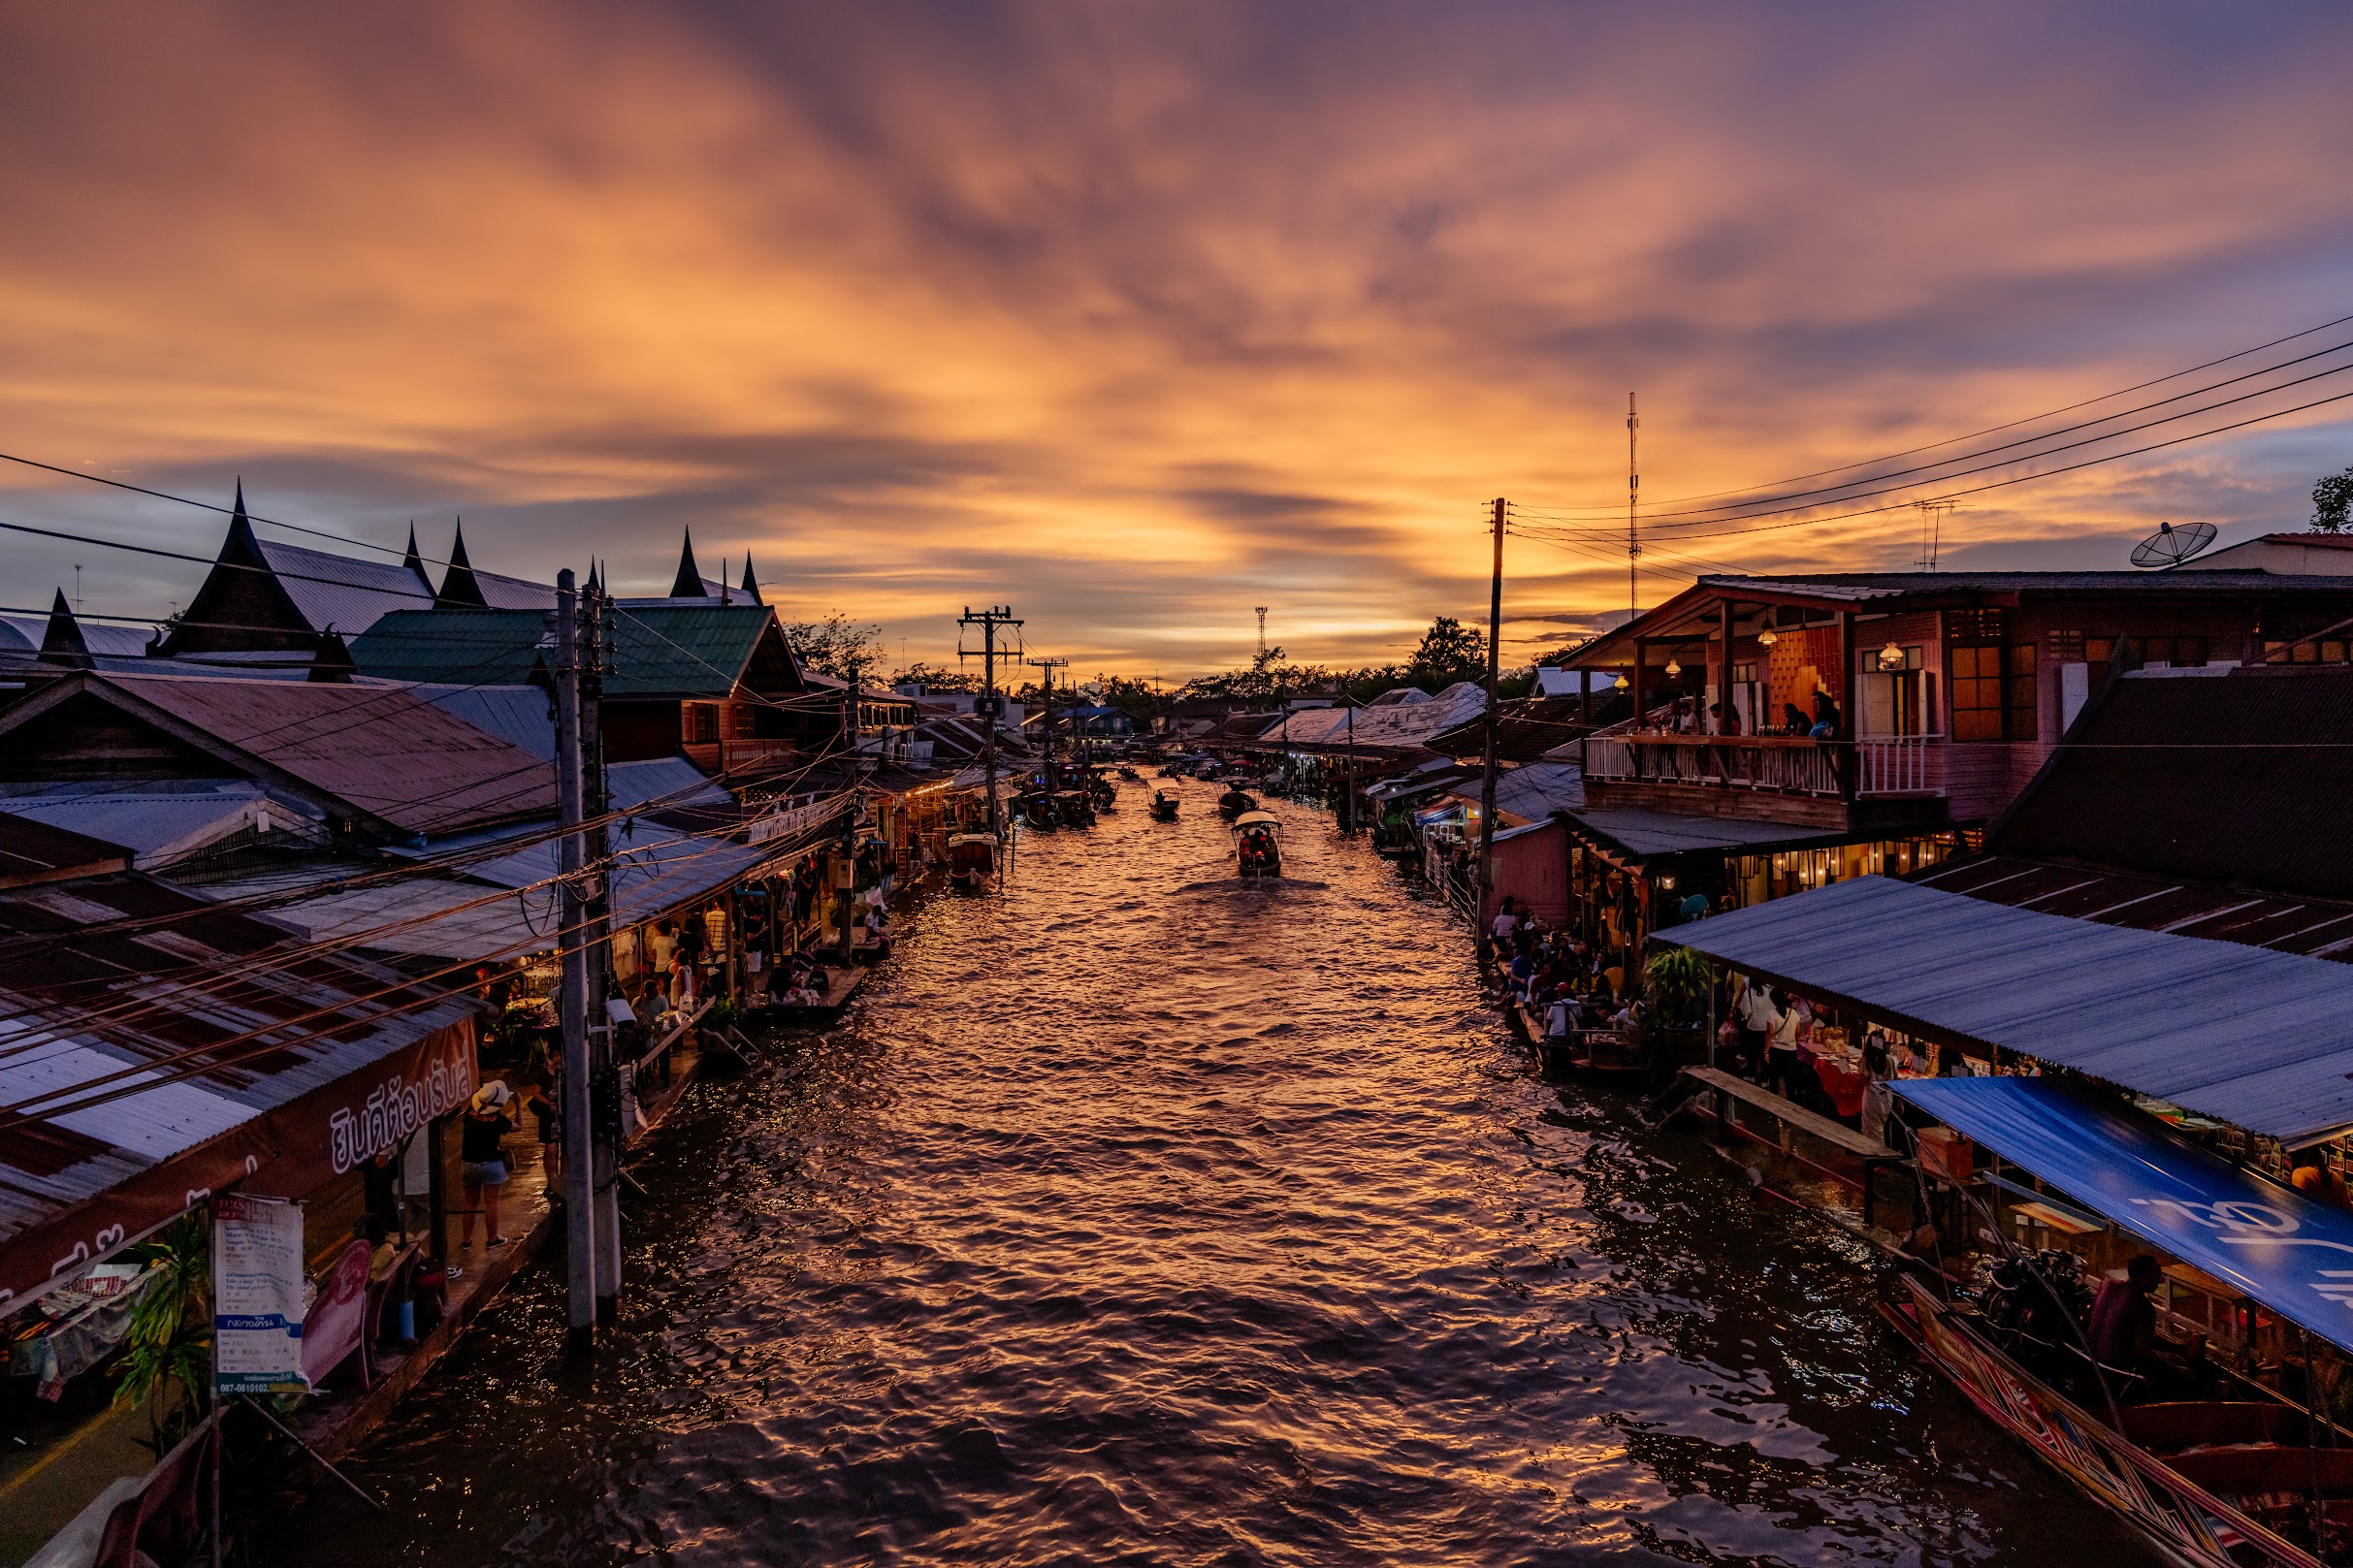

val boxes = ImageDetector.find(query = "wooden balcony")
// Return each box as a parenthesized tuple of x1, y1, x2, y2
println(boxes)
(682, 737, 797, 779)
(1581, 732, 1950, 832)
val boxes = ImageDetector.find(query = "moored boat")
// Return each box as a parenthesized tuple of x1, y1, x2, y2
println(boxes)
(1217, 786, 1257, 820)
(946, 831, 997, 892)
(1872, 1078, 2353, 1566)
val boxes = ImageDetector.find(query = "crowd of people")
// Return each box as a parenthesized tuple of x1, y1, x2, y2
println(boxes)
(1488, 896, 1644, 1043)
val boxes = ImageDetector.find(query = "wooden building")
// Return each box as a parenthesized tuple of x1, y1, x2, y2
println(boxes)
(1559, 569, 2353, 837)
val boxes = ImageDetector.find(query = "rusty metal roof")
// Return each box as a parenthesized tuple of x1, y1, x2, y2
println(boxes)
(1, 673, 556, 838)
(0, 815, 132, 887)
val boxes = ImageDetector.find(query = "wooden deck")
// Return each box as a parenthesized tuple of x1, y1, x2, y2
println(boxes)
(1677, 1067, 1907, 1228)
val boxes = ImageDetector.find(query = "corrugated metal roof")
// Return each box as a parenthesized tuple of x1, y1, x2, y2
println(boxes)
(1443, 761, 1586, 823)
(1696, 569, 2353, 599)
(1563, 808, 1856, 861)
(411, 685, 555, 760)
(350, 604, 781, 698)
(1661, 875, 2353, 1143)
(467, 569, 557, 610)
(0, 872, 473, 1271)
(346, 610, 549, 687)
(1267, 683, 1490, 752)
(0, 788, 263, 869)
(96, 673, 556, 835)
(254, 537, 435, 635)
(1912, 854, 2353, 962)
(1994, 666, 2353, 902)
(0, 815, 131, 885)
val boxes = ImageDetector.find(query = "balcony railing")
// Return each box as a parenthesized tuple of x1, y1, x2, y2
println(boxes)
(1583, 732, 1943, 800)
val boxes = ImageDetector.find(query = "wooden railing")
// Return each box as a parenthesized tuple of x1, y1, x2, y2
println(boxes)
(1584, 732, 1943, 799)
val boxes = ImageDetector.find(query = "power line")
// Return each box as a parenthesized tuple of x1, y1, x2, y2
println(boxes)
(1520, 339, 2353, 528)
(1515, 308, 2353, 516)
(1509, 381, 2353, 548)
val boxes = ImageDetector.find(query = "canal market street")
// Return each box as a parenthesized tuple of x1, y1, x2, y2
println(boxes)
(266, 789, 2149, 1567)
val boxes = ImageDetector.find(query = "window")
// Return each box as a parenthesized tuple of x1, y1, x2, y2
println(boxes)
(1950, 645, 2004, 741)
(686, 703, 720, 744)
(1950, 643, 2037, 741)
(2004, 644, 2038, 742)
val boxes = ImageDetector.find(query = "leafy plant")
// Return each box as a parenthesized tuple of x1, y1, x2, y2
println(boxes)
(1642, 945, 1718, 1026)
(113, 1212, 213, 1455)
(2315, 465, 2353, 533)
(703, 994, 741, 1031)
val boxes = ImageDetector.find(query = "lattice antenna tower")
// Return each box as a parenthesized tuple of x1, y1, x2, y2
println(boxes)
(1254, 606, 1269, 657)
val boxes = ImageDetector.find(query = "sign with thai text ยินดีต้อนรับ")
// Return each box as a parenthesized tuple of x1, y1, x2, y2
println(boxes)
(212, 1192, 308, 1395)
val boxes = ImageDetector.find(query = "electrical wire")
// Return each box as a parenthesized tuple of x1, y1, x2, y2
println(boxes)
(1515, 309, 2353, 517)
(1508, 383, 2353, 550)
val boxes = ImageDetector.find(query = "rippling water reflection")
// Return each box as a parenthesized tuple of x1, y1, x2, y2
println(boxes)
(273, 788, 2151, 1565)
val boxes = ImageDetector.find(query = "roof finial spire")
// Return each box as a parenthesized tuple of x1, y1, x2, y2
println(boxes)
(669, 527, 707, 598)
(740, 552, 762, 604)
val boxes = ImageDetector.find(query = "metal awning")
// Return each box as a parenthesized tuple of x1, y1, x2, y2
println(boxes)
(1660, 876, 2353, 1144)
(1894, 1076, 2353, 1356)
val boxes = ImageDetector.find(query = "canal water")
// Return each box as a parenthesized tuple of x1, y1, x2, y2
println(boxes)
(272, 786, 2147, 1566)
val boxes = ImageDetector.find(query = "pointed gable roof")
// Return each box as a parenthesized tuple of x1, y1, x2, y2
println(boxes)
(670, 528, 713, 598)
(403, 524, 424, 577)
(435, 519, 488, 607)
(38, 590, 92, 669)
(430, 519, 556, 611)
(162, 484, 435, 655)
(740, 553, 763, 605)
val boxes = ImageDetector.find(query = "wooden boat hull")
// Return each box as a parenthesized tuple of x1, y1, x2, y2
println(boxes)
(1881, 1278, 2322, 1568)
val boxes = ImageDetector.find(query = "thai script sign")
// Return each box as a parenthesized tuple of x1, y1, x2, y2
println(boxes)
(327, 1031, 476, 1175)
(213, 1192, 308, 1395)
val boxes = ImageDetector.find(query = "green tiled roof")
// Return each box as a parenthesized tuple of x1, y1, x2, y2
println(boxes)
(351, 605, 779, 697)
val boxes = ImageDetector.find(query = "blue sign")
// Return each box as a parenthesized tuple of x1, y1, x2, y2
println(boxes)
(1896, 1076, 2353, 1353)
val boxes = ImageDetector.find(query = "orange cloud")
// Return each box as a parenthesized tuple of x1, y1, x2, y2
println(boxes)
(2, 3, 2350, 674)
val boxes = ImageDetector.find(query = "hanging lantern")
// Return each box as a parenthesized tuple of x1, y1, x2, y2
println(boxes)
(1878, 641, 1906, 672)
(1613, 672, 1630, 689)
(1757, 627, 1778, 648)
(1664, 658, 1682, 678)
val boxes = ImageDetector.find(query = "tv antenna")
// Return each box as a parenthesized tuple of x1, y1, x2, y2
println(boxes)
(1914, 500, 1954, 571)
(1254, 606, 1269, 656)
(2130, 520, 2217, 570)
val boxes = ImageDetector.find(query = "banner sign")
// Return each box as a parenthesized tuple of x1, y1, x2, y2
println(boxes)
(212, 1193, 308, 1395)
(749, 797, 837, 847)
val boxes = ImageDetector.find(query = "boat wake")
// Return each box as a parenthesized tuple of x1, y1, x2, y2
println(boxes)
(1174, 876, 1330, 893)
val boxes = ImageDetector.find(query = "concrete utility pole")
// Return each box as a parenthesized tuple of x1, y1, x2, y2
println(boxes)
(578, 575, 620, 1318)
(1627, 393, 1641, 625)
(957, 606, 1022, 857)
(1026, 656, 1068, 790)
(840, 656, 861, 965)
(552, 569, 597, 1348)
(1479, 497, 1505, 947)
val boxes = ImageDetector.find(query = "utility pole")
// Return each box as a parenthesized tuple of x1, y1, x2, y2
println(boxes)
(1479, 497, 1505, 950)
(578, 572, 620, 1319)
(1627, 393, 1640, 625)
(552, 569, 597, 1349)
(957, 605, 1022, 865)
(1026, 656, 1068, 791)
(840, 656, 860, 965)
(1343, 697, 1357, 834)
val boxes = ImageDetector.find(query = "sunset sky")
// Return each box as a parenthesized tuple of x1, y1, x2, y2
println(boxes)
(4, 3, 2351, 677)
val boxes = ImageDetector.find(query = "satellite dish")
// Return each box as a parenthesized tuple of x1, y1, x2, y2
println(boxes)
(2130, 520, 2217, 569)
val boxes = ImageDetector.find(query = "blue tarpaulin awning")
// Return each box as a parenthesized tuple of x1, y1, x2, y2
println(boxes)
(1893, 1076, 2353, 1355)
(1661, 876, 2353, 1144)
